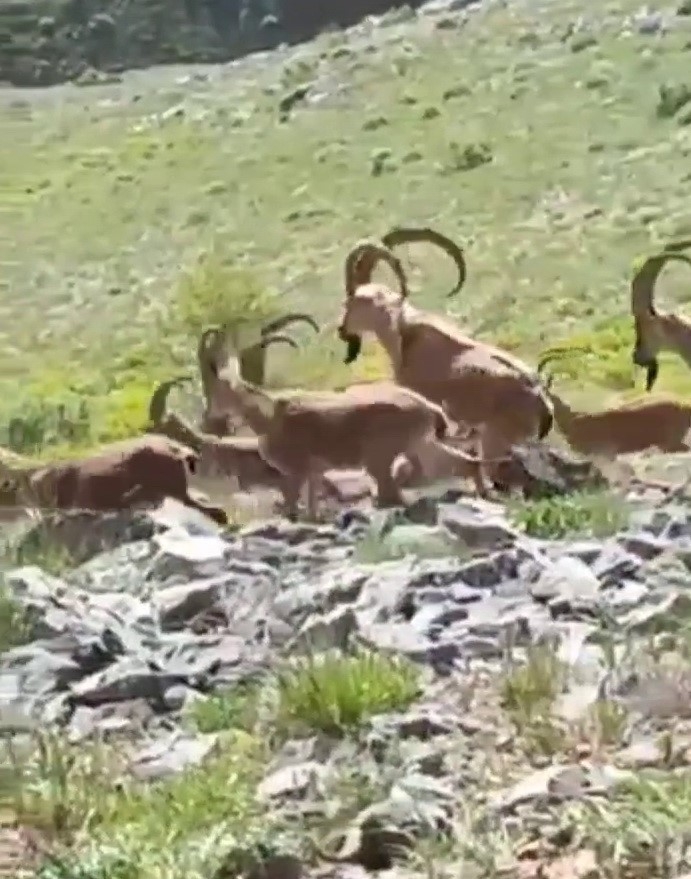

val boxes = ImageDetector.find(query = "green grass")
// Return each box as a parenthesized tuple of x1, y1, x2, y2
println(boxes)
(188, 650, 422, 739)
(4, 0, 691, 457)
(1, 728, 271, 878)
(508, 490, 629, 539)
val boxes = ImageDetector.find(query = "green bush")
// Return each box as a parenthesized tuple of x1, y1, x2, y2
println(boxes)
(169, 249, 281, 348)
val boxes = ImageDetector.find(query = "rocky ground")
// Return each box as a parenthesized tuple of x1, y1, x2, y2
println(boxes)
(4, 478, 691, 877)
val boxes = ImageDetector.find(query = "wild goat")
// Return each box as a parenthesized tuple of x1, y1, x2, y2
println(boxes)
(0, 436, 227, 525)
(335, 228, 554, 489)
(536, 350, 691, 490)
(630, 241, 691, 391)
(147, 376, 373, 505)
(205, 352, 506, 519)
(197, 313, 318, 435)
(147, 376, 295, 492)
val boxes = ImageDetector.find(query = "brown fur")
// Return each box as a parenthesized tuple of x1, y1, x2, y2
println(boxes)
(205, 352, 508, 519)
(0, 436, 227, 525)
(147, 376, 372, 507)
(538, 350, 691, 456)
(196, 315, 319, 435)
(147, 376, 290, 491)
(336, 230, 554, 484)
(630, 242, 691, 391)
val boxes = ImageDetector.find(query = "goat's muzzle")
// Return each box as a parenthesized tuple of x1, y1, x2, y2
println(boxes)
(338, 327, 362, 364)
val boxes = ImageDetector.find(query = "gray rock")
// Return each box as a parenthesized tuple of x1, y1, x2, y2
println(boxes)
(439, 503, 519, 551)
(530, 556, 600, 606)
(130, 730, 220, 780)
(258, 760, 328, 800)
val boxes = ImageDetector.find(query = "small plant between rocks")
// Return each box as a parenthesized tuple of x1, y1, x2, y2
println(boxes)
(508, 490, 629, 539)
(275, 649, 422, 736)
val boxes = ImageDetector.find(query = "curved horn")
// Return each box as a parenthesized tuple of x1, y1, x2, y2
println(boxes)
(381, 227, 467, 297)
(260, 313, 319, 336)
(148, 375, 193, 426)
(258, 333, 299, 351)
(631, 250, 691, 317)
(536, 346, 591, 377)
(344, 241, 409, 299)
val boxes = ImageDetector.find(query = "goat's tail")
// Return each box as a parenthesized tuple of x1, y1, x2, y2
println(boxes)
(185, 451, 198, 475)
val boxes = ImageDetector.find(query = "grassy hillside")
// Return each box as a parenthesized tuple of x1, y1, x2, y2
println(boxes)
(3, 0, 691, 456)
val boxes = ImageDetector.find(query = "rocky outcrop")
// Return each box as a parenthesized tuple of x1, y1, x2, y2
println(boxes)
(5, 480, 691, 874)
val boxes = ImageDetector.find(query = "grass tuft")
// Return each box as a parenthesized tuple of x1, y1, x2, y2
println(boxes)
(275, 649, 421, 736)
(508, 491, 629, 539)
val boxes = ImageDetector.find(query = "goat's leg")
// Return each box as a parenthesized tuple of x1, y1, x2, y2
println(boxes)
(305, 472, 322, 521)
(365, 455, 405, 508)
(280, 473, 303, 521)
(469, 427, 509, 495)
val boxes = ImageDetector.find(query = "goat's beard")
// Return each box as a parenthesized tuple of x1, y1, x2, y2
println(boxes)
(343, 334, 362, 364)
(645, 360, 659, 392)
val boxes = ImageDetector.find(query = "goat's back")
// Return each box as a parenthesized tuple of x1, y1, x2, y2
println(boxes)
(33, 437, 194, 510)
(273, 382, 438, 467)
(585, 400, 691, 451)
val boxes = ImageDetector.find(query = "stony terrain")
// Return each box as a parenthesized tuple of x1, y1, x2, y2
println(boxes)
(5, 0, 691, 875)
(4, 481, 691, 876)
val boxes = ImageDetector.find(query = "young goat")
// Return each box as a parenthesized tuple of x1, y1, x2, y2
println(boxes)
(630, 241, 691, 391)
(205, 351, 505, 520)
(335, 227, 554, 488)
(537, 349, 691, 490)
(197, 314, 318, 435)
(147, 377, 373, 506)
(0, 436, 227, 525)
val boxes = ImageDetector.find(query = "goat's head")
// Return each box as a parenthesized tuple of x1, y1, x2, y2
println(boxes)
(203, 338, 243, 420)
(147, 375, 193, 427)
(630, 243, 691, 391)
(337, 228, 465, 364)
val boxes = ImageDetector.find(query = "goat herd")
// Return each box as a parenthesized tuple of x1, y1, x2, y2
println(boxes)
(2, 229, 691, 526)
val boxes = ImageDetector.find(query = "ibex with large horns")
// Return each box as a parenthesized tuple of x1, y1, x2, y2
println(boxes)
(335, 226, 554, 487)
(630, 240, 691, 391)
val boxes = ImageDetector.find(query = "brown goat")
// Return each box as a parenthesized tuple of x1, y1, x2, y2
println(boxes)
(197, 314, 318, 436)
(538, 349, 691, 456)
(147, 377, 374, 507)
(535, 349, 691, 491)
(334, 227, 554, 489)
(205, 353, 508, 520)
(148, 376, 294, 492)
(630, 241, 691, 391)
(0, 436, 227, 525)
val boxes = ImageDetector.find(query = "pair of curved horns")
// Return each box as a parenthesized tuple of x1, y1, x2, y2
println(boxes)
(536, 346, 591, 386)
(630, 240, 691, 317)
(198, 314, 318, 362)
(260, 312, 319, 337)
(344, 227, 466, 300)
